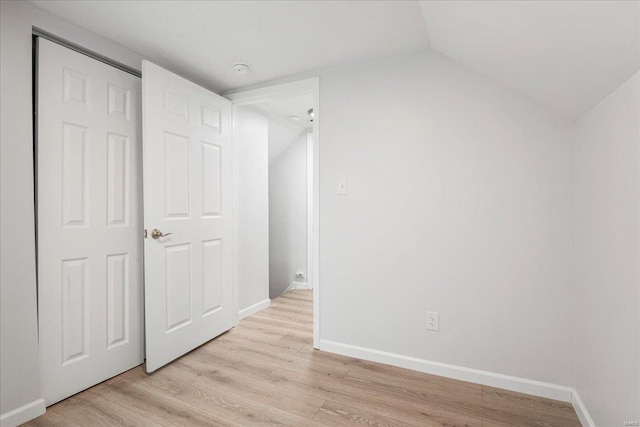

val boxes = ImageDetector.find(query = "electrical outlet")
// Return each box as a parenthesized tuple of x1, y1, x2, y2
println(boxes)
(426, 311, 439, 331)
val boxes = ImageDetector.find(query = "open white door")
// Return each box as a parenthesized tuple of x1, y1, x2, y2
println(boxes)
(142, 61, 234, 372)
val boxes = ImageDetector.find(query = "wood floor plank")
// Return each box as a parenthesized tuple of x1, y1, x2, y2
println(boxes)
(313, 400, 423, 427)
(98, 375, 240, 426)
(482, 385, 577, 420)
(250, 308, 313, 325)
(271, 365, 484, 427)
(216, 327, 306, 355)
(168, 343, 331, 422)
(244, 312, 313, 331)
(170, 355, 327, 420)
(173, 379, 327, 427)
(345, 363, 483, 400)
(340, 367, 580, 427)
(277, 290, 313, 302)
(72, 389, 161, 427)
(47, 395, 133, 426)
(201, 333, 352, 380)
(237, 316, 311, 341)
(24, 290, 580, 427)
(23, 404, 83, 427)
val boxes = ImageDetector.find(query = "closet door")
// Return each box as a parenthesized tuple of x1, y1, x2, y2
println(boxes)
(37, 38, 144, 405)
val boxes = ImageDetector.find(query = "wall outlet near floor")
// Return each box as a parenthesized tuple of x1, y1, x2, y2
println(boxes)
(426, 311, 440, 331)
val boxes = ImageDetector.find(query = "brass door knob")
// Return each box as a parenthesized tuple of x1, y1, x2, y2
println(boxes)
(151, 228, 173, 239)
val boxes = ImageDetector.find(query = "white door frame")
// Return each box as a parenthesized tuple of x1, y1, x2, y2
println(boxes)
(226, 78, 320, 348)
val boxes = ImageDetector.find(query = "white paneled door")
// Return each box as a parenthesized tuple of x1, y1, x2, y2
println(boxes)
(142, 61, 234, 372)
(37, 38, 144, 405)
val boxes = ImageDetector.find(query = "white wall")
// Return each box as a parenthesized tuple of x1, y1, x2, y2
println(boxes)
(235, 106, 270, 312)
(318, 50, 576, 387)
(0, 1, 144, 424)
(573, 71, 640, 427)
(269, 133, 308, 298)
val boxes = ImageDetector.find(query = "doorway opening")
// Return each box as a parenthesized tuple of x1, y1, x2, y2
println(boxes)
(228, 79, 320, 348)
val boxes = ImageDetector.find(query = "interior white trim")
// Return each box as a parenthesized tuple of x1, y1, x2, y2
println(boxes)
(571, 390, 596, 427)
(238, 298, 271, 320)
(226, 77, 320, 349)
(319, 340, 574, 403)
(306, 132, 314, 290)
(33, 28, 140, 77)
(231, 104, 241, 328)
(0, 398, 46, 427)
(283, 281, 309, 294)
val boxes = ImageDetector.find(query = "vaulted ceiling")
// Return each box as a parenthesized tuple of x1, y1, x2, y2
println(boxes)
(34, 0, 639, 121)
(420, 1, 640, 120)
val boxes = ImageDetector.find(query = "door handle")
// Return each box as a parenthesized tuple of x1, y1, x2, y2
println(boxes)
(151, 229, 173, 239)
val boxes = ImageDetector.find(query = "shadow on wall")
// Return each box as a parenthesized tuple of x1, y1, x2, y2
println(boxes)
(269, 132, 309, 299)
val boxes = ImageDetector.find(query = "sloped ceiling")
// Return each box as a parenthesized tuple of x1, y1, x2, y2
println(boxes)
(420, 1, 640, 120)
(257, 92, 314, 131)
(265, 115, 307, 165)
(251, 92, 313, 164)
(33, 0, 429, 93)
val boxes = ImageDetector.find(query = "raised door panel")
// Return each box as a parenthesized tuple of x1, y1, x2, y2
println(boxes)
(107, 133, 130, 226)
(61, 258, 89, 365)
(164, 132, 191, 218)
(106, 253, 129, 348)
(201, 105, 221, 132)
(108, 83, 131, 121)
(201, 142, 221, 217)
(163, 89, 188, 121)
(165, 244, 192, 331)
(202, 239, 222, 316)
(62, 123, 89, 227)
(63, 67, 91, 108)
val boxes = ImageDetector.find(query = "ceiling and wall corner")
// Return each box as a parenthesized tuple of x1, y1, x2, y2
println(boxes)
(419, 0, 640, 121)
(32, 0, 430, 94)
(573, 70, 640, 427)
(250, 91, 313, 164)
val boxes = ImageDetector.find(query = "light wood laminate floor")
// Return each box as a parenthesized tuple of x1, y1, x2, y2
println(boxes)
(25, 290, 581, 426)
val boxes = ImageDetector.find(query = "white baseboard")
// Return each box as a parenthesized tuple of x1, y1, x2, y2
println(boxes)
(572, 389, 596, 427)
(283, 281, 308, 294)
(238, 298, 271, 320)
(0, 398, 46, 427)
(319, 339, 574, 403)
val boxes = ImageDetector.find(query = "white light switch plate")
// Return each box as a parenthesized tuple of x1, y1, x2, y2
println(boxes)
(337, 177, 348, 195)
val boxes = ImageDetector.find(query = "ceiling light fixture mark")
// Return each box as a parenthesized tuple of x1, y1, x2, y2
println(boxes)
(232, 62, 250, 75)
